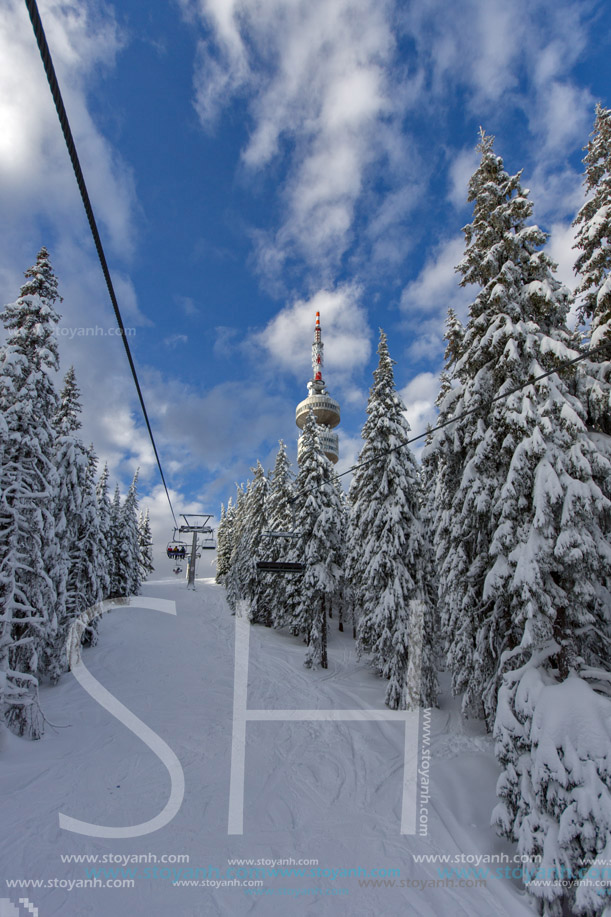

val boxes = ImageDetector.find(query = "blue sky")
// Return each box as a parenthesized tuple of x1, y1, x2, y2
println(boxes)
(1, 0, 610, 566)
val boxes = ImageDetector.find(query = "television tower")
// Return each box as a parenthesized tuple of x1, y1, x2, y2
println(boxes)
(296, 311, 340, 463)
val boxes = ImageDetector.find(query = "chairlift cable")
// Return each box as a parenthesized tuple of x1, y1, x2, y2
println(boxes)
(24, 0, 178, 529)
(27, 0, 609, 532)
(290, 339, 611, 508)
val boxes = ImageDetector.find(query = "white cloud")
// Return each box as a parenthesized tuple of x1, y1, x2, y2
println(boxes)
(175, 295, 199, 316)
(447, 147, 479, 210)
(400, 371, 439, 436)
(140, 369, 297, 478)
(184, 0, 599, 297)
(537, 81, 594, 159)
(335, 430, 365, 488)
(0, 0, 135, 256)
(249, 284, 372, 390)
(400, 236, 467, 317)
(398, 236, 472, 365)
(547, 220, 583, 330)
(97, 405, 156, 477)
(548, 220, 579, 292)
(164, 333, 189, 349)
(528, 162, 586, 225)
(403, 0, 591, 125)
(404, 0, 596, 248)
(403, 0, 521, 107)
(363, 182, 422, 267)
(398, 371, 440, 462)
(0, 0, 158, 506)
(184, 0, 415, 281)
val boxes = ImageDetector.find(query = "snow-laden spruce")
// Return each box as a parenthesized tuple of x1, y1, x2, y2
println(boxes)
(573, 103, 611, 437)
(260, 440, 295, 628)
(241, 462, 270, 625)
(138, 509, 154, 581)
(108, 473, 142, 598)
(574, 103, 611, 354)
(0, 248, 63, 737)
(427, 131, 611, 727)
(95, 463, 112, 605)
(330, 465, 350, 634)
(493, 652, 611, 917)
(225, 483, 247, 613)
(290, 410, 344, 669)
(215, 498, 234, 585)
(348, 330, 437, 709)
(421, 309, 465, 652)
(0, 249, 153, 741)
(50, 367, 106, 677)
(119, 473, 142, 597)
(222, 465, 270, 619)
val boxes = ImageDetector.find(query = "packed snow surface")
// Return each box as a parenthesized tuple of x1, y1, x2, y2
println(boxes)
(0, 579, 533, 916)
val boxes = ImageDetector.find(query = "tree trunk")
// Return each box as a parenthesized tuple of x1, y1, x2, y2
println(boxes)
(321, 595, 328, 669)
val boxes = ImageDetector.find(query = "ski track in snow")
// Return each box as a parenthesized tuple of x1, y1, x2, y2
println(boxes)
(0, 579, 532, 916)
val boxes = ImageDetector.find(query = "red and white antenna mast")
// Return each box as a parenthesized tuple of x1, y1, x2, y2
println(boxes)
(295, 310, 341, 464)
(312, 311, 323, 386)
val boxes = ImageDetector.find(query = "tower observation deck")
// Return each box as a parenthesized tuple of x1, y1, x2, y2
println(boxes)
(296, 311, 340, 464)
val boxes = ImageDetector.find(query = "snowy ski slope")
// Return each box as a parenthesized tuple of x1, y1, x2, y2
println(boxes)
(0, 579, 534, 916)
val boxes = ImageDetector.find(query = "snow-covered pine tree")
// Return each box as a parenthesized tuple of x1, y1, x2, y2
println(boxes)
(291, 410, 343, 669)
(138, 509, 154, 581)
(431, 131, 611, 727)
(421, 309, 465, 554)
(95, 463, 112, 601)
(216, 497, 235, 585)
(348, 330, 437, 709)
(574, 103, 611, 354)
(330, 466, 349, 632)
(48, 368, 104, 678)
(420, 311, 466, 673)
(493, 656, 611, 917)
(108, 483, 123, 597)
(107, 474, 141, 598)
(120, 472, 141, 597)
(215, 502, 230, 584)
(78, 448, 107, 647)
(240, 462, 270, 625)
(225, 483, 248, 613)
(0, 248, 63, 737)
(572, 103, 611, 436)
(260, 441, 295, 628)
(443, 307, 465, 370)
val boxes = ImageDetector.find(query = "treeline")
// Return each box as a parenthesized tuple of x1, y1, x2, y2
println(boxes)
(217, 329, 439, 707)
(217, 107, 611, 916)
(0, 249, 154, 740)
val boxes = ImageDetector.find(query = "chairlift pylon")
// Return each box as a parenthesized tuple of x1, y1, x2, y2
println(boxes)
(178, 514, 216, 550)
(168, 513, 217, 588)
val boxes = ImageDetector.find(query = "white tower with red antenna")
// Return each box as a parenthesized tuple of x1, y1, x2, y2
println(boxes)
(296, 311, 340, 463)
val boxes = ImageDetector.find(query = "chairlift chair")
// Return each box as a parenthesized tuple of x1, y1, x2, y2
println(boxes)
(167, 540, 188, 560)
(199, 530, 216, 550)
(256, 501, 304, 573)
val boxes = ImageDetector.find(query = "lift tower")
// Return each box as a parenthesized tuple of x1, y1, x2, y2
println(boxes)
(178, 514, 215, 588)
